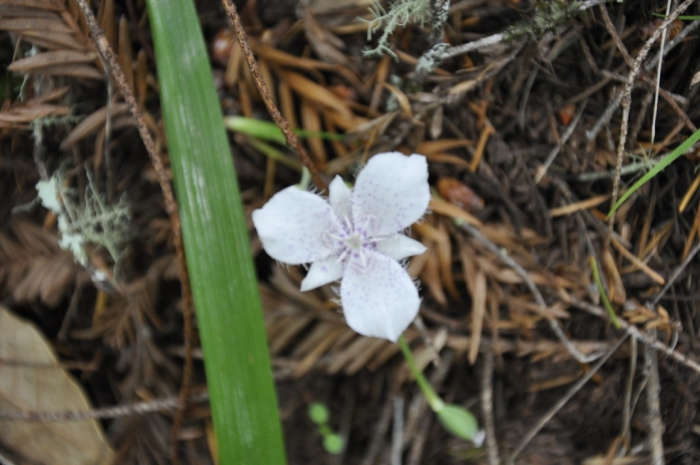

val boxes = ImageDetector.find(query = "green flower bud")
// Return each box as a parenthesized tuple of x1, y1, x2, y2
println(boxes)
(437, 404, 480, 442)
(308, 402, 330, 425)
(323, 434, 344, 454)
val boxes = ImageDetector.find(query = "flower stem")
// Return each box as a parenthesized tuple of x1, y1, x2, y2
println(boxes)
(398, 335, 444, 412)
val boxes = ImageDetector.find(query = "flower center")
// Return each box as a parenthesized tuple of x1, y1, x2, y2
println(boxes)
(345, 234, 363, 250)
(328, 216, 378, 268)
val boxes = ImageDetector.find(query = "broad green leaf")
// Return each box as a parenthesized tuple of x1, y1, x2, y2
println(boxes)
(144, 1, 286, 463)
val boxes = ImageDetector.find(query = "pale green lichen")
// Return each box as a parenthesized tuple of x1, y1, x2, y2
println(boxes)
(504, 1, 583, 42)
(363, 0, 432, 59)
(36, 168, 130, 273)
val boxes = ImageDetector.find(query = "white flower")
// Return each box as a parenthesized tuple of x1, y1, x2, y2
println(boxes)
(252, 152, 430, 342)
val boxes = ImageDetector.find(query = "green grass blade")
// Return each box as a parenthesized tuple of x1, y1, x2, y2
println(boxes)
(590, 257, 620, 329)
(224, 115, 345, 143)
(607, 127, 700, 218)
(144, 1, 286, 463)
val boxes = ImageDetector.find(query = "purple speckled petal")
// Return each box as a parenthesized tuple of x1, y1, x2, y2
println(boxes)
(328, 175, 352, 222)
(375, 234, 427, 261)
(352, 152, 430, 237)
(340, 251, 420, 342)
(252, 186, 342, 264)
(300, 255, 344, 291)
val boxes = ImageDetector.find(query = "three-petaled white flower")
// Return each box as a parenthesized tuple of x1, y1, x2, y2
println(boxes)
(252, 152, 430, 342)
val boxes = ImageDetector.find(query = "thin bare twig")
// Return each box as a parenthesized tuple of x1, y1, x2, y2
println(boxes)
(0, 392, 209, 422)
(505, 336, 627, 465)
(535, 101, 587, 184)
(72, 2, 195, 463)
(564, 293, 700, 375)
(481, 349, 500, 465)
(585, 18, 700, 142)
(456, 220, 603, 363)
(621, 336, 637, 451)
(645, 340, 665, 465)
(221, 0, 326, 191)
(607, 0, 695, 247)
(650, 0, 674, 150)
(651, 241, 700, 307)
(391, 394, 405, 465)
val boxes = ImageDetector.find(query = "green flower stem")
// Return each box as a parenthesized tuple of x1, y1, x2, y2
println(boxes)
(398, 334, 445, 412)
(590, 256, 621, 329)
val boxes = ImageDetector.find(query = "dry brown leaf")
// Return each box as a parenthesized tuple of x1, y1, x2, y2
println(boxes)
(343, 337, 389, 375)
(0, 306, 114, 465)
(135, 49, 148, 108)
(528, 369, 583, 392)
(8, 50, 96, 73)
(98, 0, 116, 51)
(430, 196, 482, 227)
(418, 139, 475, 154)
(300, 100, 326, 168)
(382, 82, 412, 115)
(303, 8, 349, 66)
(60, 103, 130, 149)
(282, 70, 354, 121)
(327, 336, 380, 374)
(0, 103, 70, 126)
(437, 221, 459, 299)
(293, 325, 346, 378)
(0, 0, 65, 12)
(369, 55, 390, 112)
(0, 221, 80, 307)
(0, 16, 71, 33)
(420, 243, 447, 306)
(437, 178, 484, 213)
(252, 41, 335, 71)
(602, 248, 626, 304)
(118, 15, 134, 93)
(22, 30, 86, 51)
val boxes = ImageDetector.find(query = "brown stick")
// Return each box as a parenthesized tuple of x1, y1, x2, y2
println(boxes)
(221, 0, 326, 192)
(607, 0, 696, 246)
(0, 392, 209, 422)
(72, 2, 195, 464)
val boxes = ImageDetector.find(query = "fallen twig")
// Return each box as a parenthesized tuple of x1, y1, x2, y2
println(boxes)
(456, 219, 604, 363)
(645, 340, 665, 465)
(221, 0, 326, 191)
(72, 3, 196, 464)
(563, 293, 700, 375)
(0, 392, 209, 422)
(480, 349, 500, 465)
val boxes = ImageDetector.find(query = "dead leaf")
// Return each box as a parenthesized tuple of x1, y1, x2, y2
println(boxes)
(8, 50, 96, 73)
(303, 8, 349, 66)
(60, 103, 130, 149)
(0, 306, 114, 464)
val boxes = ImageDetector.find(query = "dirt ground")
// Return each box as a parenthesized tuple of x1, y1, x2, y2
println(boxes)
(2, 0, 700, 464)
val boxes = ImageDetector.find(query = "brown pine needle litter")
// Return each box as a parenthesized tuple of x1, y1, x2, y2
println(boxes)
(2, 0, 700, 463)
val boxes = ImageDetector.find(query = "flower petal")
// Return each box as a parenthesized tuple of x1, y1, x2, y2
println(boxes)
(375, 234, 427, 261)
(340, 251, 420, 341)
(329, 175, 352, 221)
(352, 152, 430, 236)
(300, 256, 344, 291)
(252, 186, 342, 264)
